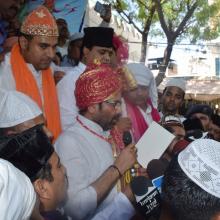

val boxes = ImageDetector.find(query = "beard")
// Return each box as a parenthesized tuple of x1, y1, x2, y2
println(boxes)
(100, 114, 121, 131)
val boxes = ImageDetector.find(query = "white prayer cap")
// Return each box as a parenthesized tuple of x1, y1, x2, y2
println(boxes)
(178, 139, 220, 198)
(165, 78, 186, 92)
(69, 32, 84, 42)
(0, 159, 36, 220)
(126, 62, 158, 108)
(127, 63, 153, 87)
(0, 90, 42, 128)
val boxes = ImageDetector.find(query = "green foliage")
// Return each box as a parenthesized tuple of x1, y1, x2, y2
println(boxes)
(188, 0, 220, 42)
(157, 0, 220, 42)
(104, 0, 220, 43)
(104, 0, 158, 33)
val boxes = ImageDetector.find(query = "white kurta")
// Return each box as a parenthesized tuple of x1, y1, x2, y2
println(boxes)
(56, 62, 86, 130)
(0, 52, 58, 102)
(138, 105, 154, 125)
(0, 53, 43, 97)
(91, 192, 135, 220)
(55, 115, 118, 220)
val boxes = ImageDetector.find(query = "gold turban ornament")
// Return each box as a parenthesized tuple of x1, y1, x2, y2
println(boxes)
(20, 5, 59, 37)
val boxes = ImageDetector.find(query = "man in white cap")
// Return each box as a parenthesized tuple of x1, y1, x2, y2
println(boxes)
(161, 139, 220, 220)
(160, 78, 186, 122)
(0, 90, 52, 140)
(122, 63, 160, 142)
(0, 159, 43, 220)
(0, 125, 68, 220)
(61, 32, 84, 70)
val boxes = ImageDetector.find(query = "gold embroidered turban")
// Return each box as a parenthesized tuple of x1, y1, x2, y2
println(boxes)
(20, 5, 59, 37)
(75, 64, 122, 109)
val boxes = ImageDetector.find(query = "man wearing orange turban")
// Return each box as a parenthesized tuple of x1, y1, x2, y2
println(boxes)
(0, 5, 61, 140)
(55, 64, 137, 219)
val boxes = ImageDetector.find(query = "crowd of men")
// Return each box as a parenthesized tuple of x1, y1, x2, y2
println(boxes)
(0, 1, 220, 220)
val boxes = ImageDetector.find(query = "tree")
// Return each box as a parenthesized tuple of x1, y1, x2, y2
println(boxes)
(104, 0, 158, 62)
(154, 0, 220, 85)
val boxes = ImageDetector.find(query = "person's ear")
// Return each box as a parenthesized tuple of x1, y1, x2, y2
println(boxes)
(19, 36, 29, 50)
(33, 179, 50, 200)
(87, 104, 100, 114)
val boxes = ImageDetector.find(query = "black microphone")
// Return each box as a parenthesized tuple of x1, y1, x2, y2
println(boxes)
(123, 131, 137, 178)
(147, 159, 168, 193)
(122, 131, 132, 146)
(130, 176, 161, 219)
(147, 159, 168, 180)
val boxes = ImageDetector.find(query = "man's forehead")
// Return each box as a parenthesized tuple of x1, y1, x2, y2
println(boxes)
(33, 35, 58, 45)
(166, 86, 184, 94)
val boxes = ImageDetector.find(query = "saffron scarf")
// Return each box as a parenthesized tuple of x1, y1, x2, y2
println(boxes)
(10, 43, 61, 140)
(126, 99, 160, 142)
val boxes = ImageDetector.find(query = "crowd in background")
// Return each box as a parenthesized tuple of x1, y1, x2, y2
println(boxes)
(0, 1, 220, 220)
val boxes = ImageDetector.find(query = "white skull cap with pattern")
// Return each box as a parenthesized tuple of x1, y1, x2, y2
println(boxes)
(0, 159, 36, 220)
(0, 90, 42, 128)
(165, 78, 186, 92)
(126, 63, 158, 108)
(178, 139, 220, 198)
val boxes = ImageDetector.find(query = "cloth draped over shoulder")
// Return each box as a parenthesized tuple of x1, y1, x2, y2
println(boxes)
(10, 43, 61, 140)
(126, 99, 160, 142)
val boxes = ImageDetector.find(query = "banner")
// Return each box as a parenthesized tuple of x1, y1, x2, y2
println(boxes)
(27, 0, 88, 33)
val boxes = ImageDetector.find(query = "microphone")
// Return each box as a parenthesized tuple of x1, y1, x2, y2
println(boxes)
(123, 131, 137, 178)
(122, 131, 132, 146)
(147, 159, 168, 180)
(147, 159, 168, 193)
(130, 176, 161, 219)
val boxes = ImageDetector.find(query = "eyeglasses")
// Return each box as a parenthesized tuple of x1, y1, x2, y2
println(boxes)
(104, 100, 122, 109)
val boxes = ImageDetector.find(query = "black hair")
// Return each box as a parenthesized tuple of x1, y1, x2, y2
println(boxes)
(79, 44, 93, 61)
(79, 108, 88, 116)
(19, 32, 34, 41)
(33, 161, 54, 182)
(162, 156, 220, 220)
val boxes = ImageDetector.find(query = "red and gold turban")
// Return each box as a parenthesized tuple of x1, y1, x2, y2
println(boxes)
(75, 64, 122, 109)
(20, 5, 58, 37)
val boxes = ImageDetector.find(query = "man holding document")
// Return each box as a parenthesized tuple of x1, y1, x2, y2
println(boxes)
(55, 64, 137, 219)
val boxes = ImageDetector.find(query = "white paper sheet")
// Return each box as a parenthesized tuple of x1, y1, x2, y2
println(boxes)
(136, 121, 175, 168)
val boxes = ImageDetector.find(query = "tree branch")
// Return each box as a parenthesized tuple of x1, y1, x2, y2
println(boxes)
(118, 10, 143, 34)
(143, 3, 156, 33)
(174, 1, 198, 39)
(136, 0, 148, 9)
(155, 0, 170, 38)
(113, 0, 143, 34)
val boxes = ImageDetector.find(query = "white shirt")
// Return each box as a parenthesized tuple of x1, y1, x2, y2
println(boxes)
(0, 52, 56, 102)
(56, 62, 86, 130)
(92, 192, 135, 220)
(56, 41, 69, 57)
(138, 105, 153, 126)
(122, 98, 153, 126)
(0, 53, 43, 96)
(55, 115, 117, 220)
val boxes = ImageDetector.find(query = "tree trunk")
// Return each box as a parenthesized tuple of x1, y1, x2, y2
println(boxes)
(140, 33, 148, 63)
(155, 41, 174, 86)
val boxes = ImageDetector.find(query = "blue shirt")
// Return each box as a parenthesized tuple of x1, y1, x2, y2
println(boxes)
(0, 20, 8, 53)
